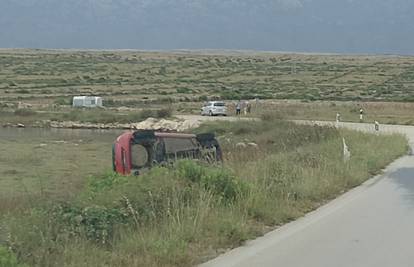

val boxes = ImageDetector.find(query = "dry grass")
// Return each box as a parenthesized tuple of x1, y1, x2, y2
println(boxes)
(254, 100, 414, 125)
(1, 50, 414, 109)
(0, 118, 408, 266)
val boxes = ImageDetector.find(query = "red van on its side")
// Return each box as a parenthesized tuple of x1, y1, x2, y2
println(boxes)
(112, 130, 222, 176)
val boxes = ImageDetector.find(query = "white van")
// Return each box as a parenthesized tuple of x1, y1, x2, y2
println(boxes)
(72, 96, 103, 108)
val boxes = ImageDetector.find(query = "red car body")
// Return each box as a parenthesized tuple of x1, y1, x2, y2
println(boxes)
(112, 130, 222, 175)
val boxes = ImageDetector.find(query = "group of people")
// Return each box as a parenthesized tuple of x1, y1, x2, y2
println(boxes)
(336, 108, 380, 132)
(235, 100, 252, 116)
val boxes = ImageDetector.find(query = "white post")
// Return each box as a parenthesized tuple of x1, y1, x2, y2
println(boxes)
(336, 113, 341, 128)
(343, 138, 351, 162)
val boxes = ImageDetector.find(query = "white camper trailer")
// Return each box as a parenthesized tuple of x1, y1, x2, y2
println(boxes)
(72, 96, 103, 108)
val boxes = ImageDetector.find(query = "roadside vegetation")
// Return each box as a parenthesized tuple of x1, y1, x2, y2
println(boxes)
(0, 115, 408, 267)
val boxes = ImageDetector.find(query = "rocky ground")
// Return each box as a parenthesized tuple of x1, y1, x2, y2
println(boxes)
(2, 117, 202, 132)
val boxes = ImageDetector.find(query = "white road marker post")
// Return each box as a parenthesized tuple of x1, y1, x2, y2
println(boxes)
(336, 113, 341, 128)
(343, 138, 351, 163)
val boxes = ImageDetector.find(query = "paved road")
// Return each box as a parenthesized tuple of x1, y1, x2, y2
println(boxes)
(200, 120, 414, 267)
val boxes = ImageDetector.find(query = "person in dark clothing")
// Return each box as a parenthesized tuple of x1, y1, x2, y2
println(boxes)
(236, 101, 241, 115)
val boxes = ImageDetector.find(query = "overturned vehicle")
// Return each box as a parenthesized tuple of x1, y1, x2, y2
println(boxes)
(113, 130, 222, 175)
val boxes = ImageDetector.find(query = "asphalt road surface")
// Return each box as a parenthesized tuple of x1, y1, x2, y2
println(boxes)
(199, 120, 414, 267)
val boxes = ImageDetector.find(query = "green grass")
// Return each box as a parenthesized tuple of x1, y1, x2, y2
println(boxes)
(2, 49, 414, 126)
(1, 50, 414, 109)
(0, 138, 112, 212)
(0, 117, 408, 267)
(253, 100, 414, 125)
(0, 107, 172, 126)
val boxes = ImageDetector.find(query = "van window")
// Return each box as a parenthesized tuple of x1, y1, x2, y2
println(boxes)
(214, 102, 225, 107)
(164, 138, 198, 154)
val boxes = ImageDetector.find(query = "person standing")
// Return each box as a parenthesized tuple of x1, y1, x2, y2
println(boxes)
(336, 113, 341, 128)
(375, 121, 380, 132)
(359, 108, 364, 122)
(236, 100, 241, 116)
(247, 101, 252, 114)
(336, 113, 341, 123)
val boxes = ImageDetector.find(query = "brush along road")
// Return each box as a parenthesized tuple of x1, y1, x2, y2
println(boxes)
(200, 120, 414, 267)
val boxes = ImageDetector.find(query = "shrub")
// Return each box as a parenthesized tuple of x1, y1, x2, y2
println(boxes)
(53, 98, 70, 106)
(14, 109, 36, 116)
(156, 108, 172, 118)
(158, 97, 174, 103)
(16, 89, 30, 94)
(87, 172, 129, 194)
(103, 99, 116, 107)
(0, 246, 26, 267)
(261, 111, 285, 121)
(198, 95, 208, 102)
(176, 88, 192, 94)
(54, 204, 127, 244)
(140, 109, 155, 119)
(176, 161, 248, 202)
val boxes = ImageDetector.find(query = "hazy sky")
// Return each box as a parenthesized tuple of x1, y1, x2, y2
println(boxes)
(1, 0, 414, 54)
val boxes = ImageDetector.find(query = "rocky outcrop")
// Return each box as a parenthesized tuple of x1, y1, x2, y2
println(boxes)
(2, 117, 201, 131)
(132, 118, 200, 132)
(48, 121, 132, 130)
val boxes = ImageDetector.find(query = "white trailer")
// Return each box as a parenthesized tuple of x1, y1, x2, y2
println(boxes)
(72, 96, 103, 108)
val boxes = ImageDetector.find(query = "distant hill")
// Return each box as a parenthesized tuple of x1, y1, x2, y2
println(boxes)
(1, 0, 414, 54)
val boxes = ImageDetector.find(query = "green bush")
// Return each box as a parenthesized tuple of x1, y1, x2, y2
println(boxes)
(0, 246, 26, 267)
(156, 108, 172, 118)
(176, 88, 192, 94)
(87, 172, 129, 194)
(176, 161, 248, 202)
(16, 89, 30, 94)
(54, 204, 127, 244)
(140, 109, 155, 118)
(53, 97, 70, 106)
(198, 95, 208, 101)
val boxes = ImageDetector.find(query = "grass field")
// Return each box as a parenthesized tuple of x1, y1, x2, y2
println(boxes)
(253, 100, 414, 125)
(1, 49, 414, 109)
(0, 49, 412, 266)
(2, 49, 414, 127)
(0, 117, 408, 266)
(0, 128, 121, 213)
